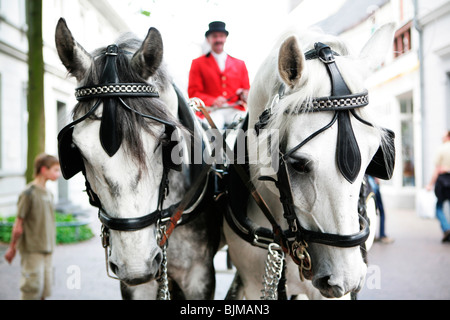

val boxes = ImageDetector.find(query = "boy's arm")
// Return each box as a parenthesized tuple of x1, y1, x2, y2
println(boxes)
(4, 218, 24, 264)
(11, 218, 24, 247)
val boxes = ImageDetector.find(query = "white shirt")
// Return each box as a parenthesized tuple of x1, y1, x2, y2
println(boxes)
(211, 51, 228, 72)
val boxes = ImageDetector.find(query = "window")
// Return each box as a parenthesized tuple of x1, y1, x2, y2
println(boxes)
(394, 21, 412, 58)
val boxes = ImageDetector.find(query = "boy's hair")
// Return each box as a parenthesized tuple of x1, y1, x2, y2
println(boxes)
(34, 154, 59, 177)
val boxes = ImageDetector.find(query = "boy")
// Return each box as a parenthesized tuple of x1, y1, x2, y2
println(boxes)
(4, 154, 61, 300)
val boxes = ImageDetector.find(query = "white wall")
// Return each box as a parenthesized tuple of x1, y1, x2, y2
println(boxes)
(0, 0, 131, 216)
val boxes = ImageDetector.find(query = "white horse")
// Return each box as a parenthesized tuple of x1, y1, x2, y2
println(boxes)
(224, 24, 396, 299)
(55, 19, 222, 300)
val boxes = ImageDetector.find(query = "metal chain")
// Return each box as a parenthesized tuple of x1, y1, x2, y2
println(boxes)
(156, 221, 170, 300)
(261, 243, 285, 300)
(156, 242, 170, 300)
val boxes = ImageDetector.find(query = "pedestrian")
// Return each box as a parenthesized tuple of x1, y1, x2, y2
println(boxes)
(368, 175, 394, 244)
(188, 21, 250, 129)
(4, 153, 61, 300)
(426, 130, 450, 242)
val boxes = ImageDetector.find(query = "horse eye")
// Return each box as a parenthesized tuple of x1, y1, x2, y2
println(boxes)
(288, 156, 313, 174)
(160, 133, 170, 147)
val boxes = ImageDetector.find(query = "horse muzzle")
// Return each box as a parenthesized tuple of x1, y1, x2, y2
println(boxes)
(310, 247, 367, 298)
(108, 247, 163, 286)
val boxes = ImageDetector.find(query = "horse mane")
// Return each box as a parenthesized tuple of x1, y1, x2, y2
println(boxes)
(257, 28, 394, 178)
(73, 32, 181, 168)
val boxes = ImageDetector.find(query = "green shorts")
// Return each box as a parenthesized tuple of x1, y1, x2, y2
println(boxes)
(20, 252, 53, 300)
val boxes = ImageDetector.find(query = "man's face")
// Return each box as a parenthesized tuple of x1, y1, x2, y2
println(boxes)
(207, 32, 227, 54)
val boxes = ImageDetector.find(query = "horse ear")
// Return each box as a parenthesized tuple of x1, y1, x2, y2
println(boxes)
(278, 36, 305, 88)
(359, 22, 396, 71)
(55, 18, 92, 82)
(131, 27, 164, 79)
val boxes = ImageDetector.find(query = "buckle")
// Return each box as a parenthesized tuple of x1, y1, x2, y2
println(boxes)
(319, 55, 335, 64)
(253, 234, 273, 249)
(315, 42, 335, 64)
(106, 44, 119, 56)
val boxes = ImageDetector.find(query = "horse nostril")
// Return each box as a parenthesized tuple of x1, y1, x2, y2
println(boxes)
(315, 275, 331, 290)
(313, 275, 346, 298)
(109, 262, 119, 275)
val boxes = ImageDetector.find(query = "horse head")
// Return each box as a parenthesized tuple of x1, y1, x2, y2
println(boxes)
(248, 24, 396, 298)
(55, 18, 182, 286)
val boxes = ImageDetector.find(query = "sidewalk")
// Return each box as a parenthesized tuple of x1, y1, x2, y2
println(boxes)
(0, 215, 234, 300)
(358, 208, 450, 300)
(1, 207, 449, 300)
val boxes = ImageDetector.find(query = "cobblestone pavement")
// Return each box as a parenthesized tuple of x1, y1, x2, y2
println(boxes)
(1, 207, 449, 300)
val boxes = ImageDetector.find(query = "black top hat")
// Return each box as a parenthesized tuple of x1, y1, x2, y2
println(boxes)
(205, 21, 229, 37)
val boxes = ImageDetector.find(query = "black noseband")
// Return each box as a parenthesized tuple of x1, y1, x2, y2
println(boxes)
(98, 204, 179, 232)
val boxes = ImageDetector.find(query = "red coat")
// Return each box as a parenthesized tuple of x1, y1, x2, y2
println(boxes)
(188, 53, 250, 111)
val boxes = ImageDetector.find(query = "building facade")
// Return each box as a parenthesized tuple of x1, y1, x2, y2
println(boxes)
(316, 0, 450, 209)
(0, 0, 130, 216)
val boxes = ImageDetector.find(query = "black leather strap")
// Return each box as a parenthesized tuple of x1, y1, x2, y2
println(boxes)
(98, 204, 177, 232)
(316, 42, 361, 184)
(304, 46, 340, 61)
(99, 45, 122, 157)
(286, 215, 370, 248)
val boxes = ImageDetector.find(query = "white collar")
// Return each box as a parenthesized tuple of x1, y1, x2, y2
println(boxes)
(211, 51, 228, 71)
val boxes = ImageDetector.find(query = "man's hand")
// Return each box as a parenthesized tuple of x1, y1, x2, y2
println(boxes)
(212, 96, 227, 108)
(236, 89, 249, 103)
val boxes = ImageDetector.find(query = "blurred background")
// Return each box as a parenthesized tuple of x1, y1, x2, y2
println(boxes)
(0, 0, 449, 227)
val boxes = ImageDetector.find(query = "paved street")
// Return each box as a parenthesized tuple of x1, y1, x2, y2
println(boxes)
(1, 207, 449, 300)
(358, 208, 450, 300)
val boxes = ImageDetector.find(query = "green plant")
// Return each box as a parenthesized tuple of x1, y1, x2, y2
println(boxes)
(0, 212, 94, 244)
(0, 216, 15, 243)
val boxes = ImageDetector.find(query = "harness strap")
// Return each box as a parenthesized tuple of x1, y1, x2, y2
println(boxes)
(158, 162, 212, 247)
(98, 204, 177, 232)
(315, 42, 362, 184)
(193, 101, 288, 249)
(304, 47, 340, 61)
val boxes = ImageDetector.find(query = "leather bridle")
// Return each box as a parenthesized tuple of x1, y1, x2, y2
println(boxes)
(58, 44, 212, 279)
(226, 42, 395, 278)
